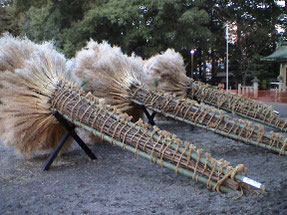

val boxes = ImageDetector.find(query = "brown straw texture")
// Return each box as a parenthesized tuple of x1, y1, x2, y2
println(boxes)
(0, 34, 71, 156)
(71, 39, 145, 143)
(188, 81, 287, 132)
(129, 83, 287, 155)
(0, 35, 259, 194)
(51, 80, 252, 193)
(72, 41, 287, 155)
(72, 39, 143, 117)
(142, 48, 191, 97)
(142, 49, 287, 131)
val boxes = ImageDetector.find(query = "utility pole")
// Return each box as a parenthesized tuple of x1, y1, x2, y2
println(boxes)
(189, 49, 196, 78)
(226, 24, 229, 91)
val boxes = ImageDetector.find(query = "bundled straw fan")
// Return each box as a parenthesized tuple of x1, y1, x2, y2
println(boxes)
(142, 49, 287, 132)
(72, 40, 287, 156)
(0, 34, 265, 195)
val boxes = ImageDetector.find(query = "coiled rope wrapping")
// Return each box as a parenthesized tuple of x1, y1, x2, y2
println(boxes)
(130, 83, 287, 156)
(50, 80, 253, 193)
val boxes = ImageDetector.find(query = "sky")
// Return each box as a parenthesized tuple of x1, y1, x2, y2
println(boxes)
(276, 1, 286, 6)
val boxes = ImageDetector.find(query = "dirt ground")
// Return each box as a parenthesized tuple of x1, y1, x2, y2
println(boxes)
(1, 104, 287, 215)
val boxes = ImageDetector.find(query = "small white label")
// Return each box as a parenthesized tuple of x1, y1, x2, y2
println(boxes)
(242, 177, 262, 189)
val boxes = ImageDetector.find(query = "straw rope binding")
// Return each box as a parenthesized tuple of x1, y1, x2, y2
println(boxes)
(141, 49, 287, 132)
(0, 34, 264, 194)
(51, 80, 261, 194)
(71, 40, 287, 156)
(129, 83, 287, 156)
(187, 81, 287, 132)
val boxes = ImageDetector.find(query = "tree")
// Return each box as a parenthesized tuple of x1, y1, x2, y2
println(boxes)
(215, 0, 284, 85)
(0, 0, 19, 35)
(2, 0, 286, 87)
(12, 0, 211, 60)
(11, 0, 85, 57)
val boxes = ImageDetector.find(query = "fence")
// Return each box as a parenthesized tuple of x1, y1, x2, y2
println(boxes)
(229, 90, 287, 105)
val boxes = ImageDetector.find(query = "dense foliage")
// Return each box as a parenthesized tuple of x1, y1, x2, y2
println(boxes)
(1, 0, 286, 87)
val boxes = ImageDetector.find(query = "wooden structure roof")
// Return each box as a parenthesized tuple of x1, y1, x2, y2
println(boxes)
(262, 43, 287, 63)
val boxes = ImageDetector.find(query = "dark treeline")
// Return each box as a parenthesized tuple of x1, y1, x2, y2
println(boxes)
(1, 0, 286, 87)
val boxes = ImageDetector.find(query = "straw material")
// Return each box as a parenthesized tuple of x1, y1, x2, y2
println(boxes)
(72, 41, 287, 155)
(142, 49, 191, 97)
(0, 33, 36, 72)
(130, 83, 287, 155)
(142, 49, 287, 131)
(0, 33, 59, 73)
(52, 80, 254, 193)
(72, 39, 143, 116)
(0, 34, 71, 156)
(72, 39, 144, 143)
(188, 81, 287, 132)
(0, 35, 262, 194)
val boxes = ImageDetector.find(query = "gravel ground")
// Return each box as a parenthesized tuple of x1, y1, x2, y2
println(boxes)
(1, 104, 287, 215)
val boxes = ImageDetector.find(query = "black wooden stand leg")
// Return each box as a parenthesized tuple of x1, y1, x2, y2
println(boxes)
(42, 111, 97, 171)
(70, 130, 97, 160)
(140, 105, 156, 126)
(43, 131, 71, 171)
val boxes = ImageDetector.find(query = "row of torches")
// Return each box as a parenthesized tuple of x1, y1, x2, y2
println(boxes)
(0, 34, 286, 196)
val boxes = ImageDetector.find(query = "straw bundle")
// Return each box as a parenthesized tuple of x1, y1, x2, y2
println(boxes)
(72, 39, 144, 144)
(72, 39, 143, 119)
(143, 49, 287, 132)
(130, 83, 287, 156)
(73, 41, 287, 156)
(0, 34, 71, 155)
(52, 81, 262, 194)
(0, 33, 38, 72)
(142, 48, 191, 97)
(0, 35, 264, 194)
(188, 81, 287, 132)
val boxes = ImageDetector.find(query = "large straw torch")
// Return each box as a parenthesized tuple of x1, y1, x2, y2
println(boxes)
(0, 34, 265, 195)
(71, 40, 287, 156)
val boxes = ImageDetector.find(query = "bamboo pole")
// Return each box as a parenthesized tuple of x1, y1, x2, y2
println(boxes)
(70, 40, 287, 158)
(68, 92, 265, 191)
(51, 84, 253, 193)
(0, 35, 266, 195)
(188, 81, 287, 132)
(64, 113, 234, 193)
(132, 99, 287, 157)
(129, 84, 287, 157)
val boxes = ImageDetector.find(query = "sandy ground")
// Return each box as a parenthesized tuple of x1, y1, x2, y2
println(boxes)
(1, 104, 287, 215)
